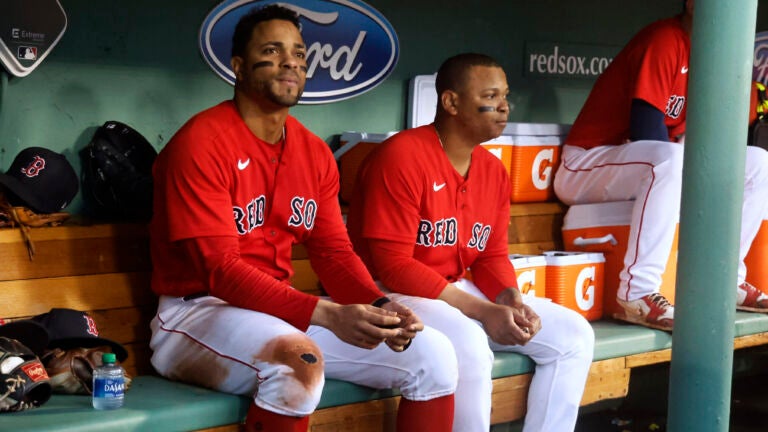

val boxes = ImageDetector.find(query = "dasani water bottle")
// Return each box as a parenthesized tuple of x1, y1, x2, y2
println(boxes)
(92, 352, 125, 410)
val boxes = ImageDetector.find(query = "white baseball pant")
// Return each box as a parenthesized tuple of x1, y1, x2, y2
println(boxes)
(149, 295, 458, 417)
(555, 142, 768, 300)
(383, 279, 595, 432)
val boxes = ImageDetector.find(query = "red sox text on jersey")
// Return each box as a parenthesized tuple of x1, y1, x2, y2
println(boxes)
(234, 196, 318, 235)
(416, 218, 491, 252)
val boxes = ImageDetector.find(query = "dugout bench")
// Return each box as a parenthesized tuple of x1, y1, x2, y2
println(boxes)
(2, 203, 768, 431)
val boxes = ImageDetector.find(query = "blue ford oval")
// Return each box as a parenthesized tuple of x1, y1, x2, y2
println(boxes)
(200, 0, 400, 104)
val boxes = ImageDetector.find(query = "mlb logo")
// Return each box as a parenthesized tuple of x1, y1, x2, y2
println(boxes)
(18, 46, 37, 61)
(0, 0, 67, 77)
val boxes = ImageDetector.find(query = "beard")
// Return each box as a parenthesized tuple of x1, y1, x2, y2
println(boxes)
(256, 77, 304, 107)
(265, 87, 302, 107)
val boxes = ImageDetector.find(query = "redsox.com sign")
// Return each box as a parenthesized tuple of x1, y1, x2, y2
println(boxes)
(199, 0, 399, 104)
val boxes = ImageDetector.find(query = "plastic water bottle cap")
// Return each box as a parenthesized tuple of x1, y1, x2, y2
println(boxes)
(102, 352, 117, 363)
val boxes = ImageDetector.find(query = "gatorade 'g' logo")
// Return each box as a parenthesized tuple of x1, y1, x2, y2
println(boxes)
(575, 266, 596, 311)
(288, 197, 318, 230)
(517, 269, 536, 296)
(531, 149, 554, 190)
(21, 155, 46, 177)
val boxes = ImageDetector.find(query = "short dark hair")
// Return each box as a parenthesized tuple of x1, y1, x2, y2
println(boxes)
(231, 4, 301, 58)
(435, 53, 502, 96)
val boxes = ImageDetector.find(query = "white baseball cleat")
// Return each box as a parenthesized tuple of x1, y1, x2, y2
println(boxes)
(614, 293, 674, 332)
(736, 281, 768, 312)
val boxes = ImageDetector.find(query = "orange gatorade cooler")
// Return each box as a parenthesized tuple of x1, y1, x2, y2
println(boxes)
(561, 201, 678, 319)
(505, 123, 569, 203)
(543, 251, 605, 321)
(509, 254, 547, 298)
(480, 135, 514, 179)
(335, 132, 396, 204)
(745, 220, 768, 293)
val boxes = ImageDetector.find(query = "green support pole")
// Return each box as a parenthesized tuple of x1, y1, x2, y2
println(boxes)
(667, 1, 758, 431)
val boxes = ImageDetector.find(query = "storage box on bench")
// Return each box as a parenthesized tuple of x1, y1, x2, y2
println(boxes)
(509, 254, 547, 298)
(561, 201, 679, 319)
(543, 251, 605, 321)
(335, 131, 397, 204)
(745, 219, 768, 293)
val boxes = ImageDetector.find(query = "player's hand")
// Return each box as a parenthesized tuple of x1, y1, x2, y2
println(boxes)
(513, 303, 541, 339)
(495, 288, 542, 340)
(311, 300, 402, 350)
(379, 301, 423, 352)
(496, 288, 541, 336)
(480, 302, 534, 346)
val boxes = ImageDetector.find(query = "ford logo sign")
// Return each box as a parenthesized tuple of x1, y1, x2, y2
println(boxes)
(755, 31, 768, 85)
(200, 0, 399, 104)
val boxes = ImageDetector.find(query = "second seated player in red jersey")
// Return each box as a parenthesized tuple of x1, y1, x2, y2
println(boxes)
(347, 53, 595, 432)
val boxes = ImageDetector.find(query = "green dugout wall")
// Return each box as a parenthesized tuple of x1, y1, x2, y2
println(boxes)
(0, 1, 766, 430)
(4, 0, 759, 213)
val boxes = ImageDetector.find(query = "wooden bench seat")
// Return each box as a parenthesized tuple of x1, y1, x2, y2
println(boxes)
(1, 202, 767, 431)
(4, 315, 768, 432)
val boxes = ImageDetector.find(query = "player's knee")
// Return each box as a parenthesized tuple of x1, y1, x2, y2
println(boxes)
(398, 327, 458, 398)
(560, 311, 595, 361)
(746, 146, 768, 187)
(444, 321, 493, 383)
(252, 333, 325, 415)
(259, 333, 324, 387)
(651, 142, 684, 179)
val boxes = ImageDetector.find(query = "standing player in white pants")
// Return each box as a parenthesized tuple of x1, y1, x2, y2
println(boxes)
(554, 0, 768, 332)
(347, 53, 595, 432)
(148, 5, 458, 432)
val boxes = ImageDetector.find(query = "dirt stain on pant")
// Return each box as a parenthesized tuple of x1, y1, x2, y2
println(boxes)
(167, 338, 232, 389)
(254, 333, 324, 410)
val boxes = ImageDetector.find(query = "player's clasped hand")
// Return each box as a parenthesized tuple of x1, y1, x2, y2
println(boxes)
(481, 288, 542, 346)
(316, 301, 421, 351)
(379, 301, 423, 352)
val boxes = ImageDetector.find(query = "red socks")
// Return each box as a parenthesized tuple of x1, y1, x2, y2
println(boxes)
(245, 403, 309, 432)
(396, 394, 455, 432)
(245, 395, 455, 432)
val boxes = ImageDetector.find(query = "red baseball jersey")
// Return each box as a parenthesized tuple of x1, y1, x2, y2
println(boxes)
(151, 101, 383, 328)
(567, 17, 690, 148)
(347, 124, 518, 302)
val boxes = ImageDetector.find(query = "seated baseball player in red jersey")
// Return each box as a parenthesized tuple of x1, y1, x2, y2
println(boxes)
(347, 53, 595, 432)
(148, 5, 457, 432)
(554, 0, 768, 332)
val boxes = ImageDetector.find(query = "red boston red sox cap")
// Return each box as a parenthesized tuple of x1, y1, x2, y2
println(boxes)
(0, 147, 78, 214)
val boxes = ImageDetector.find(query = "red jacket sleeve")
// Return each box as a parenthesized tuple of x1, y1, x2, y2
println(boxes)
(469, 191, 519, 301)
(180, 236, 319, 331)
(367, 238, 448, 299)
(302, 148, 386, 305)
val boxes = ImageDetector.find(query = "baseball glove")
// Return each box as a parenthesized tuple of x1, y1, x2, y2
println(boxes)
(0, 191, 70, 260)
(41, 346, 132, 395)
(0, 337, 52, 412)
